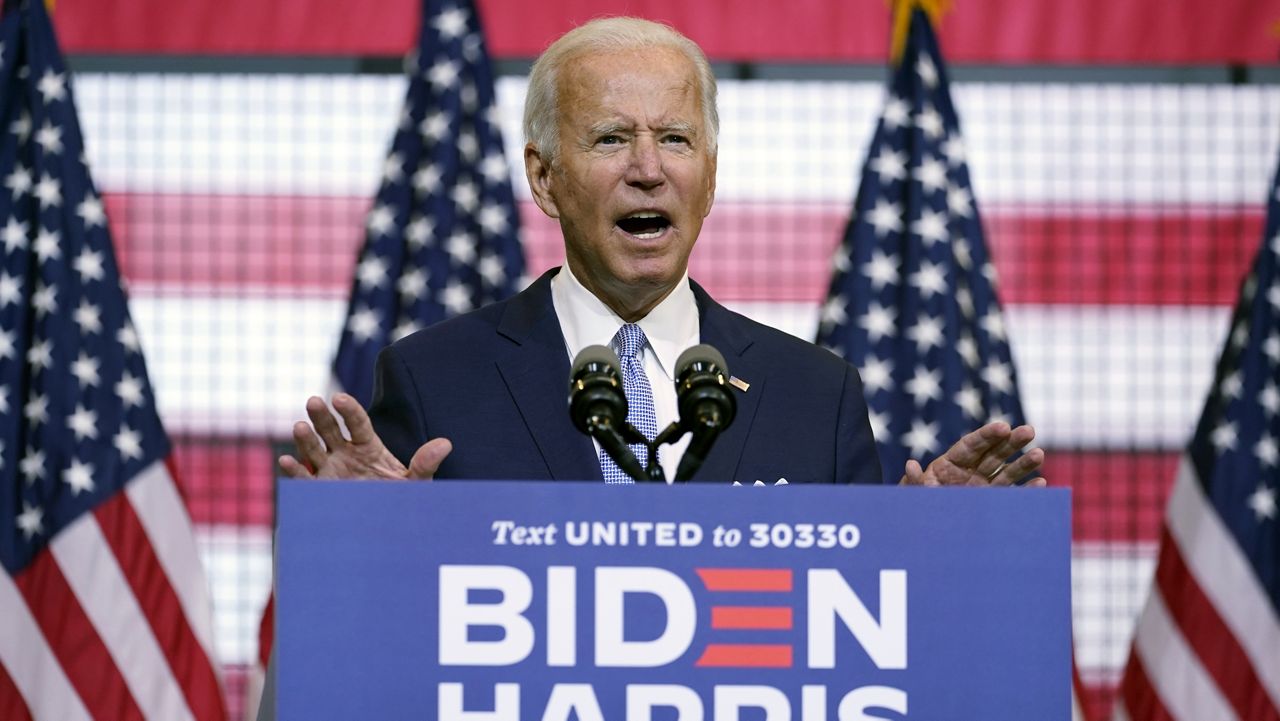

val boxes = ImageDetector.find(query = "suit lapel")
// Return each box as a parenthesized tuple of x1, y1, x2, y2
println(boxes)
(689, 281, 766, 483)
(488, 273, 762, 483)
(494, 270, 603, 481)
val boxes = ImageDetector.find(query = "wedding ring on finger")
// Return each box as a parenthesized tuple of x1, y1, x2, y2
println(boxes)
(985, 462, 1008, 482)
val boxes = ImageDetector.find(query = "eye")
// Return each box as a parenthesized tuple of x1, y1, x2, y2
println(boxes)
(597, 135, 622, 146)
(663, 134, 690, 145)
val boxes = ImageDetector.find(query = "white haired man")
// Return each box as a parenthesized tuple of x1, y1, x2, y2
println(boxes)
(259, 17, 1045, 719)
(281, 16, 1045, 489)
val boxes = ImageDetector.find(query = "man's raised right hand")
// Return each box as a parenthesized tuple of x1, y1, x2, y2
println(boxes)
(278, 393, 452, 481)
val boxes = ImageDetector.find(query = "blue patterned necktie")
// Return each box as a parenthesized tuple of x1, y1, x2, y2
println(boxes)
(600, 323, 658, 484)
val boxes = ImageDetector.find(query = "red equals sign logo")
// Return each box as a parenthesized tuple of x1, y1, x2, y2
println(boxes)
(694, 568, 793, 668)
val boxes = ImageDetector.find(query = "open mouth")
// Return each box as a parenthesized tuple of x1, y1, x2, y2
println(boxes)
(616, 212, 671, 239)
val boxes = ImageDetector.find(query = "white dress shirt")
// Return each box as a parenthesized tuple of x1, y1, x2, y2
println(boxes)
(551, 264, 699, 483)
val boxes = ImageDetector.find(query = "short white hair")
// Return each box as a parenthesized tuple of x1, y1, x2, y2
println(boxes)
(523, 17, 719, 166)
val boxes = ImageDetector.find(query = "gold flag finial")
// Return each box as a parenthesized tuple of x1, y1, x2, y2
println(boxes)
(889, 0, 951, 64)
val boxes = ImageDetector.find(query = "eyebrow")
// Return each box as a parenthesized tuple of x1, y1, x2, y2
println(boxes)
(587, 121, 631, 136)
(585, 121, 699, 137)
(658, 121, 697, 137)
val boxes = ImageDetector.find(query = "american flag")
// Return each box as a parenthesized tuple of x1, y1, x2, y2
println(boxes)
(815, 6, 1026, 479)
(331, 0, 524, 406)
(0, 2, 226, 720)
(1112, 158, 1280, 717)
(251, 0, 524, 700)
(816, 7, 1092, 719)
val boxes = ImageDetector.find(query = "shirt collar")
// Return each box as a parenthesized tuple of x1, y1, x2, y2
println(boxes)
(551, 264, 699, 381)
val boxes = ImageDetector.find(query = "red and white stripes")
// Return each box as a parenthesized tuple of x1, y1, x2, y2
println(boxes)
(0, 463, 226, 721)
(1115, 460, 1280, 720)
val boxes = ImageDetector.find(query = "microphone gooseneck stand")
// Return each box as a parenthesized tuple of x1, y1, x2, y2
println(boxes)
(569, 343, 737, 484)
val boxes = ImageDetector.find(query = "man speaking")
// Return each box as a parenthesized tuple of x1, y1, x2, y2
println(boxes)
(259, 17, 1048, 720)
(280, 17, 1045, 489)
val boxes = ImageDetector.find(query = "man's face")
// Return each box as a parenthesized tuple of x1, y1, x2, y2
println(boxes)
(525, 46, 717, 320)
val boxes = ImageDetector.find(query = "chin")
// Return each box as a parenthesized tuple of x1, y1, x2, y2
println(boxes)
(619, 259, 684, 287)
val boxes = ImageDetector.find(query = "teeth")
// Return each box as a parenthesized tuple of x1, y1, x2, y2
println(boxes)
(617, 212, 669, 239)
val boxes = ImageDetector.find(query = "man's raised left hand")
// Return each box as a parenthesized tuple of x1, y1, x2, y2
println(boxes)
(899, 421, 1047, 487)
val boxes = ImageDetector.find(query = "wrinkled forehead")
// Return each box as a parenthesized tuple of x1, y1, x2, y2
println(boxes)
(555, 46, 703, 122)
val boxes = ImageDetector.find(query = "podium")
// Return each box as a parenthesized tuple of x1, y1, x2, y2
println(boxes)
(276, 480, 1071, 720)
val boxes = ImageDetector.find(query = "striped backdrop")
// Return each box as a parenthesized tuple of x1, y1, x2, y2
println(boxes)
(70, 72, 1280, 717)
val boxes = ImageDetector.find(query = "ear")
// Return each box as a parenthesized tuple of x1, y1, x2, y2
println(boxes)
(524, 142, 560, 219)
(701, 150, 718, 218)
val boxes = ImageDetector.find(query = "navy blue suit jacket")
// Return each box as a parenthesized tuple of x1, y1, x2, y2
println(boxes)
(368, 268, 883, 485)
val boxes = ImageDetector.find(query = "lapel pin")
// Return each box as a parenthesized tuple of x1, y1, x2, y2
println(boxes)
(729, 376, 750, 392)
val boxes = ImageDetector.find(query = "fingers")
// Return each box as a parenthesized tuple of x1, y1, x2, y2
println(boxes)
(991, 446, 1044, 486)
(923, 422, 1045, 487)
(972, 427, 1030, 477)
(290, 393, 443, 482)
(278, 454, 314, 479)
(1002, 424, 1037, 458)
(899, 459, 940, 487)
(898, 459, 921, 486)
(987, 426, 1041, 485)
(943, 421, 1013, 471)
(332, 393, 377, 445)
(306, 395, 347, 451)
(408, 437, 453, 480)
(954, 423, 1041, 482)
(291, 419, 330, 471)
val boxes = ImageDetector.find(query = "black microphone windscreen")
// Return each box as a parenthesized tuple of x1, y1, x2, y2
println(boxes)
(572, 344, 621, 378)
(675, 344, 728, 379)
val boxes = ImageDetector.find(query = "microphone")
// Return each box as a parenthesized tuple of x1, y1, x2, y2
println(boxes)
(673, 345, 736, 482)
(568, 345, 648, 481)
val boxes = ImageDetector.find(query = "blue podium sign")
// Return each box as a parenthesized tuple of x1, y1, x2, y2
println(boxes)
(276, 480, 1071, 720)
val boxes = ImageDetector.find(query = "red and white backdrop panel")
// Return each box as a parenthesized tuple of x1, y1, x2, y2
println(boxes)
(50, 0, 1280, 63)
(71, 72, 1280, 717)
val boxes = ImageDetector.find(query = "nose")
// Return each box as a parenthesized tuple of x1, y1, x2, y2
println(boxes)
(625, 136, 664, 189)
